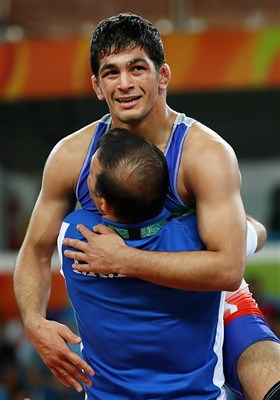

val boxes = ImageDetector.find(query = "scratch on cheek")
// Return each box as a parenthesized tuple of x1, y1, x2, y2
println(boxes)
(205, 217, 215, 226)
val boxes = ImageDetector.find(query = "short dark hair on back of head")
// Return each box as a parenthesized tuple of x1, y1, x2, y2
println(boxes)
(94, 128, 169, 223)
(90, 13, 165, 76)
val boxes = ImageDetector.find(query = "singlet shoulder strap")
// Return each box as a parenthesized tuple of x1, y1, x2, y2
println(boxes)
(164, 113, 196, 209)
(76, 114, 111, 207)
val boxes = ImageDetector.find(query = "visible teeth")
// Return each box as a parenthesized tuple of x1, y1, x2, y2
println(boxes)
(119, 97, 138, 102)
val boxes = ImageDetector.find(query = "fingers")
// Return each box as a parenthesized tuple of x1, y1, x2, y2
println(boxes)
(57, 371, 84, 393)
(55, 324, 94, 377)
(63, 224, 116, 262)
(69, 352, 95, 377)
(54, 361, 93, 392)
(47, 357, 93, 392)
(48, 351, 94, 392)
(51, 367, 72, 388)
(40, 321, 94, 391)
(77, 224, 97, 239)
(92, 224, 113, 234)
(76, 223, 114, 236)
(58, 323, 82, 344)
(64, 248, 88, 262)
(63, 237, 88, 252)
(71, 262, 90, 272)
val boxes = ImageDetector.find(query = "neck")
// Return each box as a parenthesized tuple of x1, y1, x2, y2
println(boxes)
(111, 105, 178, 152)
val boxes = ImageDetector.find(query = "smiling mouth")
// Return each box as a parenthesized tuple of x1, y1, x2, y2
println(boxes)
(116, 96, 141, 103)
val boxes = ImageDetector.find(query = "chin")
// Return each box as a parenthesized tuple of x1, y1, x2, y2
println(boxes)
(117, 108, 149, 125)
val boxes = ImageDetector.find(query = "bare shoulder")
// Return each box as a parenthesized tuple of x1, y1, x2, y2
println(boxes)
(44, 121, 99, 190)
(186, 121, 235, 158)
(182, 121, 240, 195)
(51, 121, 98, 162)
(19, 121, 100, 251)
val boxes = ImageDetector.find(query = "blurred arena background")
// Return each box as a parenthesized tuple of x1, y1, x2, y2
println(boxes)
(0, 1, 279, 399)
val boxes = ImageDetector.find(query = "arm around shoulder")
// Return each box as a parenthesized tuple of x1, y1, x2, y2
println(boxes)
(74, 124, 248, 292)
(185, 124, 247, 288)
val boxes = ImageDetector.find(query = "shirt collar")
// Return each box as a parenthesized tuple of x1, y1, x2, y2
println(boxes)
(101, 208, 172, 240)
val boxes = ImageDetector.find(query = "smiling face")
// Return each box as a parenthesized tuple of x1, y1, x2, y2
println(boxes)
(91, 46, 170, 125)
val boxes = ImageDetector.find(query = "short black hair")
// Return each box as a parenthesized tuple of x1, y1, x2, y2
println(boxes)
(90, 13, 165, 76)
(93, 128, 169, 223)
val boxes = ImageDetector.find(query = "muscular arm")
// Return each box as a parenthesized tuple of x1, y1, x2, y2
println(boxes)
(13, 134, 95, 391)
(64, 123, 247, 292)
(14, 189, 70, 325)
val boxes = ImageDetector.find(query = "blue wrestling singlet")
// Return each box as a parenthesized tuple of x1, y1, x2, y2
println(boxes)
(76, 113, 195, 215)
(58, 208, 226, 399)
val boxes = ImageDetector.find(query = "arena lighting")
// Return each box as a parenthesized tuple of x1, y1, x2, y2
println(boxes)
(3, 25, 24, 41)
(155, 19, 174, 35)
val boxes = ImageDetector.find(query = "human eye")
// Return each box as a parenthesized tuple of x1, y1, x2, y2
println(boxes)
(101, 68, 118, 78)
(104, 70, 117, 77)
(133, 64, 145, 71)
(130, 64, 147, 76)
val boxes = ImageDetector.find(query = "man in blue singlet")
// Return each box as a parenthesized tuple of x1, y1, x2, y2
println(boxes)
(58, 128, 259, 399)
(14, 12, 280, 400)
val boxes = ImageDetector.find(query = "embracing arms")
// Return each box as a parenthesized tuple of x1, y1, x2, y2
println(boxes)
(64, 123, 257, 291)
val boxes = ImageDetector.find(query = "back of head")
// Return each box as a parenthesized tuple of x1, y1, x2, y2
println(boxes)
(94, 128, 169, 223)
(90, 13, 165, 76)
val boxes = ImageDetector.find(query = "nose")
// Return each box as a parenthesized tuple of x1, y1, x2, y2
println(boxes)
(118, 71, 134, 91)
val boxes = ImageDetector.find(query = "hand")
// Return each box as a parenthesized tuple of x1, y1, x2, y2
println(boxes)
(63, 224, 127, 274)
(25, 316, 94, 392)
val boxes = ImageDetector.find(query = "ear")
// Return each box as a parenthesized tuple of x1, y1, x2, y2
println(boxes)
(104, 200, 115, 217)
(98, 197, 108, 214)
(158, 63, 171, 91)
(91, 75, 105, 100)
(99, 197, 116, 218)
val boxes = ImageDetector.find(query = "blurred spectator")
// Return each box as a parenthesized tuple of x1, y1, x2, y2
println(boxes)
(5, 195, 22, 250)
(260, 303, 280, 339)
(0, 315, 29, 399)
(0, 310, 84, 400)
(247, 278, 264, 306)
(268, 183, 280, 240)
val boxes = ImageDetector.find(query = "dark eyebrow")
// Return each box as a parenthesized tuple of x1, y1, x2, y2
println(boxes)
(100, 63, 116, 74)
(128, 58, 149, 66)
(100, 58, 149, 74)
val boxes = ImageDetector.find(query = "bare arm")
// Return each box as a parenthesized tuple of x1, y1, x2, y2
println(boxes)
(64, 124, 247, 291)
(13, 135, 94, 392)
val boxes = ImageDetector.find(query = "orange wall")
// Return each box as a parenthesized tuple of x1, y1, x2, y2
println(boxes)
(1, 27, 279, 101)
(0, 272, 69, 320)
